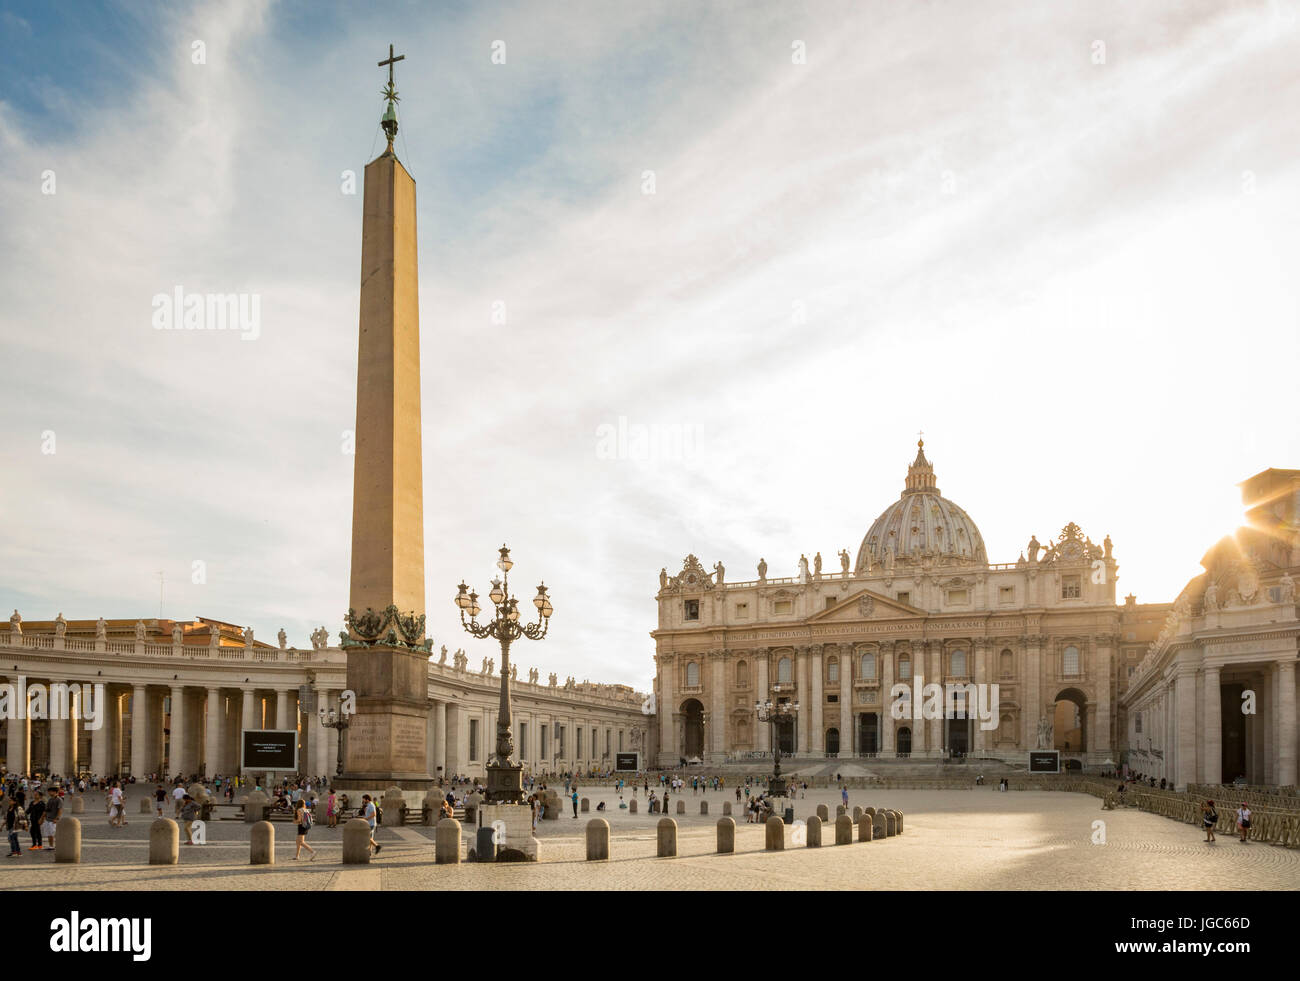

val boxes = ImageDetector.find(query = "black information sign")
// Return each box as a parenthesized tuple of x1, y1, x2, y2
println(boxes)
(615, 752, 639, 771)
(241, 730, 299, 771)
(1028, 750, 1061, 773)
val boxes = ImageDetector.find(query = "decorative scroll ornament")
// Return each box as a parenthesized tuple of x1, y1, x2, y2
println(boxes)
(340, 604, 431, 651)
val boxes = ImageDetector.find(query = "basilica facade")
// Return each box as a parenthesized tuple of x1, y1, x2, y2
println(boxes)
(652, 441, 1166, 768)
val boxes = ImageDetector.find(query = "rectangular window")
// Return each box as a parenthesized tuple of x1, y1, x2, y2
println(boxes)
(999, 586, 1014, 604)
(684, 599, 700, 620)
(735, 602, 749, 618)
(618, 730, 624, 752)
(1135, 713, 1143, 734)
(946, 589, 969, 605)
(605, 729, 611, 757)
(827, 694, 838, 704)
(469, 719, 479, 762)
(1127, 665, 1135, 678)
(1061, 576, 1081, 599)
(896, 592, 910, 606)
(774, 600, 793, 615)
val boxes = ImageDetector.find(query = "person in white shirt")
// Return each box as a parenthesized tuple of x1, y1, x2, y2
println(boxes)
(1236, 803, 1252, 843)
(109, 783, 126, 828)
(172, 784, 185, 817)
(362, 794, 382, 855)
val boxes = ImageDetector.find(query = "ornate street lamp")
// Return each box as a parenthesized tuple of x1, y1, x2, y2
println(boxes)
(317, 706, 350, 779)
(456, 544, 553, 804)
(754, 699, 799, 798)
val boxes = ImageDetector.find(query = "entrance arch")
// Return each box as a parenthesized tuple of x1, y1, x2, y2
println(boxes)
(826, 728, 840, 755)
(897, 726, 912, 755)
(1053, 687, 1087, 753)
(858, 713, 879, 754)
(681, 698, 705, 758)
(775, 714, 795, 755)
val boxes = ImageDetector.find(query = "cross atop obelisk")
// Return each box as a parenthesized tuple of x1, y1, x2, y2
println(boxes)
(378, 43, 405, 154)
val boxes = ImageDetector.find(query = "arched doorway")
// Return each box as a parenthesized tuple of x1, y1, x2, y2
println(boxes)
(681, 698, 705, 758)
(858, 713, 879, 754)
(1053, 688, 1087, 753)
(826, 728, 840, 755)
(897, 726, 912, 755)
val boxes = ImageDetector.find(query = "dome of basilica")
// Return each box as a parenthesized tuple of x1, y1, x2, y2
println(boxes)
(855, 441, 987, 572)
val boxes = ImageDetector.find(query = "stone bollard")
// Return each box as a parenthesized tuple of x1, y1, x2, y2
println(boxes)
(872, 813, 887, 839)
(700, 801, 708, 816)
(816, 803, 829, 822)
(343, 818, 372, 864)
(863, 806, 876, 819)
(243, 790, 269, 824)
(676, 800, 685, 815)
(852, 805, 863, 824)
(723, 801, 732, 816)
(140, 798, 152, 814)
(149, 819, 179, 865)
(580, 797, 590, 813)
(475, 826, 497, 862)
(836, 804, 846, 818)
(629, 798, 638, 814)
(807, 814, 822, 847)
(435, 818, 461, 865)
(716, 817, 735, 854)
(657, 818, 677, 857)
(893, 810, 904, 834)
(381, 788, 407, 827)
(765, 815, 784, 850)
(250, 821, 275, 865)
(885, 810, 898, 836)
(586, 818, 610, 861)
(858, 814, 873, 842)
(54, 817, 81, 863)
(70, 797, 85, 815)
(835, 814, 853, 845)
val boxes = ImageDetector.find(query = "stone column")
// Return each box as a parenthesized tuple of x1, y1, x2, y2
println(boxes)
(1202, 662, 1222, 785)
(130, 685, 147, 777)
(5, 701, 28, 776)
(183, 689, 202, 775)
(223, 692, 239, 774)
(756, 651, 770, 752)
(312, 689, 331, 777)
(839, 645, 853, 756)
(444, 702, 462, 776)
(275, 690, 289, 730)
(1261, 670, 1274, 785)
(93, 687, 112, 775)
(710, 653, 726, 759)
(1024, 635, 1041, 750)
(1094, 636, 1112, 753)
(49, 695, 69, 776)
(241, 689, 256, 775)
(795, 647, 809, 753)
(972, 642, 987, 755)
(205, 688, 221, 778)
(880, 643, 895, 754)
(168, 686, 185, 776)
(1278, 659, 1297, 787)
(1174, 669, 1197, 790)
(658, 654, 676, 763)
(435, 700, 448, 776)
(810, 646, 824, 755)
(929, 642, 943, 755)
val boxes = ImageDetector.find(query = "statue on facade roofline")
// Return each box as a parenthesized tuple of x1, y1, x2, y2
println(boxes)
(54, 613, 67, 637)
(757, 558, 767, 581)
(1027, 535, 1041, 563)
(1280, 572, 1296, 603)
(839, 549, 850, 574)
(714, 560, 725, 585)
(439, 644, 448, 664)
(1103, 534, 1113, 560)
(659, 568, 668, 590)
(278, 627, 287, 649)
(814, 552, 822, 576)
(95, 616, 106, 640)
(798, 554, 810, 582)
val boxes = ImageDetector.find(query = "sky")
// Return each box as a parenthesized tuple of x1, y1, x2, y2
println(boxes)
(1, 0, 1297, 691)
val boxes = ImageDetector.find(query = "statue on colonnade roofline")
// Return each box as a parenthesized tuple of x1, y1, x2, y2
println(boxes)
(439, 645, 447, 664)
(798, 554, 810, 582)
(172, 623, 183, 645)
(95, 616, 106, 640)
(9, 610, 21, 637)
(54, 613, 67, 638)
(714, 561, 725, 584)
(278, 628, 287, 649)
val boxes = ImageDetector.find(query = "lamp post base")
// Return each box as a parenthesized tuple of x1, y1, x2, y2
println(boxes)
(485, 762, 526, 805)
(767, 775, 787, 798)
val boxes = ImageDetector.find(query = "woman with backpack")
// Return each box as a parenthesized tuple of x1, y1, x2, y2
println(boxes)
(293, 799, 316, 860)
(1201, 799, 1218, 843)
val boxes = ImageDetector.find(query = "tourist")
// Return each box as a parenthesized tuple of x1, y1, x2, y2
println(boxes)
(180, 795, 200, 844)
(1201, 799, 1218, 843)
(1236, 802, 1251, 843)
(326, 789, 337, 828)
(108, 781, 125, 827)
(293, 799, 316, 860)
(154, 784, 166, 817)
(27, 790, 45, 851)
(571, 789, 579, 818)
(172, 783, 185, 817)
(362, 794, 382, 854)
(5, 797, 22, 857)
(44, 789, 62, 850)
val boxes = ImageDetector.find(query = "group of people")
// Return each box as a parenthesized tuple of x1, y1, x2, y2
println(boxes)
(2, 777, 67, 855)
(1200, 799, 1252, 844)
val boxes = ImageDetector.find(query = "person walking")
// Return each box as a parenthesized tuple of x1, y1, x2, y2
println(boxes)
(5, 797, 22, 857)
(1201, 799, 1218, 843)
(154, 784, 166, 818)
(1236, 802, 1251, 843)
(571, 789, 579, 818)
(27, 791, 45, 851)
(326, 790, 337, 829)
(44, 789, 62, 850)
(180, 795, 200, 844)
(841, 785, 849, 809)
(293, 799, 316, 860)
(362, 794, 382, 855)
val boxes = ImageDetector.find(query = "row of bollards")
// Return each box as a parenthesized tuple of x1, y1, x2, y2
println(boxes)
(582, 808, 904, 860)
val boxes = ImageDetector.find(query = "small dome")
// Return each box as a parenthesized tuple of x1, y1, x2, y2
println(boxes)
(855, 441, 987, 571)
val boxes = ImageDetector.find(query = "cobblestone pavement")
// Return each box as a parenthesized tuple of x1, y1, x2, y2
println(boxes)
(3, 788, 1296, 890)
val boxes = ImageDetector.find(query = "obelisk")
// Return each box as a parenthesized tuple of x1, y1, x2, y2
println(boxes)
(339, 45, 432, 790)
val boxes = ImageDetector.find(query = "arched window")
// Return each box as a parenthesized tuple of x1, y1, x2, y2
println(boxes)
(778, 657, 792, 684)
(735, 660, 748, 687)
(1063, 645, 1080, 676)
(897, 726, 912, 754)
(827, 657, 839, 683)
(686, 661, 699, 687)
(1000, 649, 1013, 678)
(860, 652, 876, 680)
(898, 654, 911, 680)
(950, 649, 966, 677)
